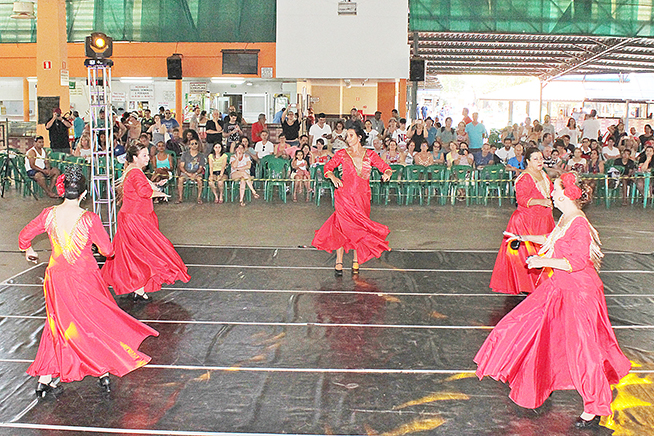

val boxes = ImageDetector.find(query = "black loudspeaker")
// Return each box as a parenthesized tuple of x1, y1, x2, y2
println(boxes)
(167, 55, 182, 80)
(410, 58, 425, 82)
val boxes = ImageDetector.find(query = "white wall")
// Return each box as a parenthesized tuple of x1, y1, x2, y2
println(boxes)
(276, 0, 409, 79)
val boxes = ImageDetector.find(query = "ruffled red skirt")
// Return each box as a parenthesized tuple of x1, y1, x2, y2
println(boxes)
(490, 206, 554, 294)
(102, 210, 190, 295)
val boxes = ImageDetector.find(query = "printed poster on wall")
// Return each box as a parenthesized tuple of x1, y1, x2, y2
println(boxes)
(130, 85, 154, 100)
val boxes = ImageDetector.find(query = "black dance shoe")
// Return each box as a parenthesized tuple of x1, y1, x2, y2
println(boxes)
(574, 415, 600, 429)
(98, 375, 111, 393)
(334, 262, 343, 277)
(35, 381, 62, 398)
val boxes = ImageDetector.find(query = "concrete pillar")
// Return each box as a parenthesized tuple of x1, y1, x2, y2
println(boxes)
(377, 82, 395, 120)
(36, 0, 69, 145)
(23, 78, 30, 121)
(175, 79, 183, 127)
(398, 79, 407, 118)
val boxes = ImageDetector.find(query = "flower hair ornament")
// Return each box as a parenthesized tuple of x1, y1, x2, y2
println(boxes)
(55, 174, 66, 197)
(560, 172, 582, 200)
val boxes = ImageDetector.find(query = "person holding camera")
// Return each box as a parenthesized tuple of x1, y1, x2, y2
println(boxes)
(45, 108, 72, 153)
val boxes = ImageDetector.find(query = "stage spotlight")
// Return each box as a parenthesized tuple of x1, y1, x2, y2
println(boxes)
(85, 32, 113, 59)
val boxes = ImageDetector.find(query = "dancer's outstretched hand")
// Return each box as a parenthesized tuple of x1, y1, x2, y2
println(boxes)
(25, 247, 38, 264)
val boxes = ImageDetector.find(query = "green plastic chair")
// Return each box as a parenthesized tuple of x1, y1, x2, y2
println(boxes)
(449, 165, 475, 205)
(383, 164, 404, 205)
(424, 164, 449, 205)
(314, 164, 339, 206)
(478, 165, 507, 206)
(369, 167, 382, 204)
(48, 151, 69, 172)
(403, 165, 426, 205)
(263, 157, 289, 202)
(603, 163, 624, 208)
(630, 170, 652, 207)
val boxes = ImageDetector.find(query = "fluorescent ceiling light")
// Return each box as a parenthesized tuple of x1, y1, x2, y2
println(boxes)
(120, 77, 153, 83)
(211, 77, 245, 85)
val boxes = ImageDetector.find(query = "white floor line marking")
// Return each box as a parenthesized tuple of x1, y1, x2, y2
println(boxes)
(0, 422, 301, 436)
(9, 399, 38, 423)
(1, 358, 653, 375)
(2, 314, 654, 330)
(0, 262, 45, 286)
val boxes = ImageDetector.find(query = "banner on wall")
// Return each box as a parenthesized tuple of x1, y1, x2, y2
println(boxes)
(130, 85, 154, 100)
(189, 82, 208, 94)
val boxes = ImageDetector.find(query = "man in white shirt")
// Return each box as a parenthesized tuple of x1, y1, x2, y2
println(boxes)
(495, 137, 516, 164)
(254, 130, 274, 159)
(309, 113, 332, 149)
(581, 109, 601, 140)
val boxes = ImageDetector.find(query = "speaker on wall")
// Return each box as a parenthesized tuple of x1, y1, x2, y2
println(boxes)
(167, 55, 182, 80)
(409, 58, 425, 82)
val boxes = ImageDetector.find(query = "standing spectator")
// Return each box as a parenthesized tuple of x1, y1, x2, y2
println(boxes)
(370, 111, 385, 135)
(541, 114, 555, 137)
(189, 106, 201, 132)
(254, 130, 274, 159)
(309, 113, 332, 149)
(126, 112, 142, 144)
(45, 108, 72, 152)
(251, 113, 267, 143)
(176, 138, 206, 204)
(581, 109, 601, 140)
(345, 107, 363, 130)
(559, 118, 581, 147)
(166, 127, 183, 156)
(24, 135, 60, 198)
(392, 118, 409, 150)
(140, 108, 154, 133)
(281, 106, 301, 146)
(197, 110, 208, 142)
(613, 120, 628, 149)
(465, 112, 487, 149)
(461, 108, 472, 124)
(148, 114, 167, 148)
(425, 117, 438, 146)
(438, 117, 457, 147)
(224, 112, 243, 145)
(455, 120, 469, 145)
(205, 110, 223, 150)
(72, 111, 85, 150)
(161, 108, 180, 133)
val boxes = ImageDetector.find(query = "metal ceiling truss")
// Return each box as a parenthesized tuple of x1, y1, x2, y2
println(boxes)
(410, 32, 654, 80)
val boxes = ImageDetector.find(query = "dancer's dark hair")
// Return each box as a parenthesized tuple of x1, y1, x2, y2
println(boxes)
(63, 165, 87, 200)
(126, 142, 147, 163)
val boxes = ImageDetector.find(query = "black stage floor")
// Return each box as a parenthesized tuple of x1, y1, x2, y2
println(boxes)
(1, 247, 654, 435)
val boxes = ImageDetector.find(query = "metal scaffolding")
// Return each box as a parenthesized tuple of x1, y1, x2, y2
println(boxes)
(85, 58, 116, 237)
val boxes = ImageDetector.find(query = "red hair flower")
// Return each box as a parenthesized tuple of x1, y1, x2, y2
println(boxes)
(560, 172, 582, 200)
(55, 174, 66, 197)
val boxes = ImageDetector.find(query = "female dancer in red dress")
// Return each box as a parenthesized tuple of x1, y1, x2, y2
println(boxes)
(312, 125, 393, 275)
(490, 147, 555, 294)
(103, 143, 190, 301)
(475, 173, 631, 429)
(19, 166, 158, 396)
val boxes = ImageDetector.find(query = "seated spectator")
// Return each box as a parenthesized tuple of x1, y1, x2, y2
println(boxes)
(291, 149, 311, 202)
(314, 140, 333, 165)
(506, 143, 526, 174)
(602, 138, 621, 161)
(382, 139, 402, 165)
(565, 147, 588, 173)
(73, 134, 92, 162)
(176, 138, 206, 204)
(610, 148, 636, 205)
(255, 130, 274, 160)
(554, 139, 569, 161)
(275, 134, 288, 158)
(445, 141, 459, 167)
(402, 140, 417, 165)
(182, 129, 201, 153)
(495, 137, 516, 164)
(587, 148, 604, 174)
(474, 143, 495, 168)
(371, 137, 384, 156)
(208, 143, 228, 204)
(150, 141, 174, 184)
(635, 145, 654, 198)
(24, 135, 60, 198)
(300, 143, 315, 167)
(542, 146, 561, 178)
(431, 141, 446, 164)
(364, 119, 380, 149)
(414, 140, 434, 167)
(455, 142, 474, 166)
(230, 144, 259, 206)
(166, 127, 183, 156)
(578, 138, 592, 159)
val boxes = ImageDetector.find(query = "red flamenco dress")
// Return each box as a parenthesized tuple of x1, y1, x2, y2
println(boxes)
(19, 207, 158, 382)
(475, 216, 631, 416)
(490, 171, 555, 294)
(312, 149, 391, 264)
(103, 168, 190, 295)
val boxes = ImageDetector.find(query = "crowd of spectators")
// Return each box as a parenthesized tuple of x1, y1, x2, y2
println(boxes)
(38, 103, 654, 206)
